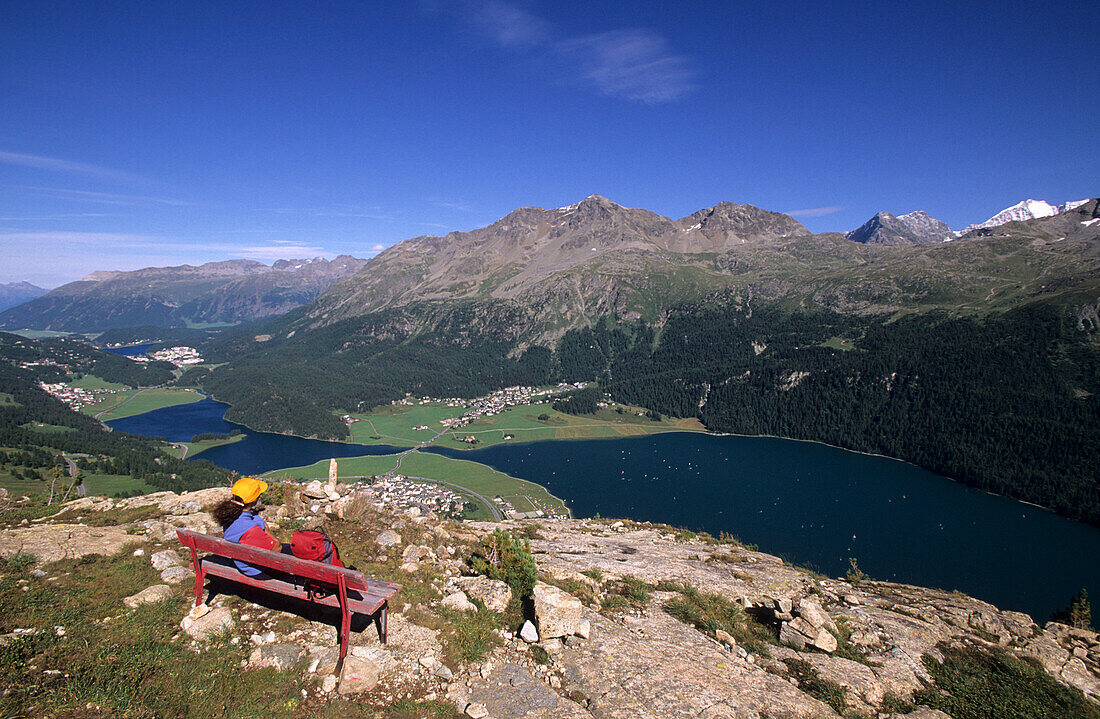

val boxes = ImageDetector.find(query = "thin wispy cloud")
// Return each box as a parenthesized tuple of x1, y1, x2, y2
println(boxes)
(7, 185, 192, 207)
(253, 206, 396, 220)
(785, 206, 846, 218)
(0, 213, 115, 221)
(556, 30, 694, 103)
(470, 1, 550, 47)
(0, 231, 161, 247)
(457, 1, 695, 103)
(0, 150, 144, 183)
(236, 244, 326, 260)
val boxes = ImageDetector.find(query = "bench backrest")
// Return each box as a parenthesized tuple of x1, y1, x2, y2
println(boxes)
(176, 529, 400, 596)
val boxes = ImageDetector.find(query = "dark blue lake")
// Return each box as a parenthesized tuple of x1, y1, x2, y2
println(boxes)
(113, 399, 1099, 622)
(428, 433, 1100, 623)
(107, 397, 406, 475)
(104, 343, 154, 357)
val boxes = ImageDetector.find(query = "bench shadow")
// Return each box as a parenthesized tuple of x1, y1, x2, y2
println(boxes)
(205, 576, 378, 638)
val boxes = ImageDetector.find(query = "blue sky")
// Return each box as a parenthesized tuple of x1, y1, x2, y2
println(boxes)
(1, 0, 1096, 287)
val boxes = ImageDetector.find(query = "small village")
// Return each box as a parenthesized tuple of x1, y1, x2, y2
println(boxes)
(37, 381, 98, 411)
(132, 346, 203, 367)
(393, 382, 587, 430)
(361, 474, 468, 519)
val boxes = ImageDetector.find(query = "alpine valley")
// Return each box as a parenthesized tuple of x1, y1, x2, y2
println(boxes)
(182, 195, 1100, 527)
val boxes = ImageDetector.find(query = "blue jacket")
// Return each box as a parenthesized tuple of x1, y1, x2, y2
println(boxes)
(224, 510, 267, 576)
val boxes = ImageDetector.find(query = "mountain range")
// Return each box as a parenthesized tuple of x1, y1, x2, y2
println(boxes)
(287, 195, 1100, 346)
(0, 256, 368, 333)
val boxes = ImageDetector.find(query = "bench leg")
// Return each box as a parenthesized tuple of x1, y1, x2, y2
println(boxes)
(380, 604, 388, 644)
(337, 575, 350, 662)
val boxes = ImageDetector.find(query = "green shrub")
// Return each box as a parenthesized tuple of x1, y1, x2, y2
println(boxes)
(783, 658, 847, 714)
(914, 643, 1100, 719)
(662, 582, 776, 655)
(469, 529, 537, 599)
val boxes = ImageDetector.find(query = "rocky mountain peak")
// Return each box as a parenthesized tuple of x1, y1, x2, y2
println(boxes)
(847, 210, 953, 245)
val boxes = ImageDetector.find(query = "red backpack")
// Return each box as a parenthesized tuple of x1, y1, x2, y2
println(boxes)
(290, 528, 344, 567)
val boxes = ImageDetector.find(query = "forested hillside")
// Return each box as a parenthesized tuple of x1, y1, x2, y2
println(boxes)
(557, 303, 1100, 526)
(0, 337, 230, 496)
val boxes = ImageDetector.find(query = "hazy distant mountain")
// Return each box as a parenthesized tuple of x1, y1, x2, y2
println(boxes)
(960, 199, 1089, 234)
(846, 210, 954, 245)
(0, 256, 367, 333)
(0, 282, 47, 312)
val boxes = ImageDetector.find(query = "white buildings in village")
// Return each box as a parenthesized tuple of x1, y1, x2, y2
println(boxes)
(401, 382, 587, 430)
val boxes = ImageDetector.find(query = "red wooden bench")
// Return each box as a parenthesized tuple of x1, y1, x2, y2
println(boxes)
(176, 529, 400, 661)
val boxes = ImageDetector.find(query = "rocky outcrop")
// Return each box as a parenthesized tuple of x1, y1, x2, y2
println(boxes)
(5, 487, 1098, 718)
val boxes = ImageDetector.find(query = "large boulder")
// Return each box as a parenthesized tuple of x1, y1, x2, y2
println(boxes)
(533, 582, 582, 639)
(0, 524, 138, 563)
(454, 575, 513, 613)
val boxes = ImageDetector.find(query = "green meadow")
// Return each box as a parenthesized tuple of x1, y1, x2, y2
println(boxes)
(262, 448, 567, 518)
(81, 387, 202, 420)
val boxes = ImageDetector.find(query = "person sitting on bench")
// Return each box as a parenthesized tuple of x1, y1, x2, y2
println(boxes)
(211, 477, 288, 579)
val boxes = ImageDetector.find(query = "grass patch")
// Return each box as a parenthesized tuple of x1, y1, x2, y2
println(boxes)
(783, 658, 847, 714)
(420, 606, 504, 666)
(913, 643, 1100, 719)
(69, 374, 128, 391)
(51, 503, 160, 527)
(600, 575, 653, 614)
(82, 473, 158, 497)
(381, 699, 463, 719)
(660, 581, 776, 655)
(82, 387, 202, 420)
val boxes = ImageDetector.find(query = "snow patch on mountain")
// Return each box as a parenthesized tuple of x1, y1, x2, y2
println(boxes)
(961, 199, 1090, 234)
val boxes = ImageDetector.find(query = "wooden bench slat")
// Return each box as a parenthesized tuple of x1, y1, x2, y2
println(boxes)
(201, 558, 387, 614)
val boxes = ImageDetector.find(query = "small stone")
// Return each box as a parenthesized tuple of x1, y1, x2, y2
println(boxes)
(399, 562, 420, 573)
(541, 638, 563, 652)
(123, 584, 172, 608)
(181, 606, 234, 641)
(321, 674, 337, 693)
(150, 550, 184, 571)
(160, 565, 194, 584)
(338, 655, 380, 694)
(248, 643, 305, 671)
(465, 702, 489, 718)
(715, 629, 736, 647)
(419, 654, 439, 669)
(376, 530, 402, 547)
(133, 549, 145, 556)
(520, 620, 539, 643)
(434, 664, 454, 680)
(441, 592, 478, 613)
(301, 481, 327, 499)
(575, 618, 591, 639)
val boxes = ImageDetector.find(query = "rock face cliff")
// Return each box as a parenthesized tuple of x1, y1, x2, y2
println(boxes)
(2, 486, 1097, 718)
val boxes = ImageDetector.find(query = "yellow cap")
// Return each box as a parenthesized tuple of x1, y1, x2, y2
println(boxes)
(231, 477, 268, 504)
